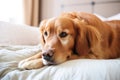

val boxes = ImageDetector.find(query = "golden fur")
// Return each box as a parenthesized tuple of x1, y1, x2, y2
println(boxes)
(18, 12, 120, 69)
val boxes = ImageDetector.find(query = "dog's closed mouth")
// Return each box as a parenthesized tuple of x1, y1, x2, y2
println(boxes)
(45, 61, 57, 66)
(47, 61, 56, 66)
(42, 57, 56, 65)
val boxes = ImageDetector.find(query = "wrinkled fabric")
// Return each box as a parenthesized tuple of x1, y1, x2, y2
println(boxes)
(0, 45, 120, 80)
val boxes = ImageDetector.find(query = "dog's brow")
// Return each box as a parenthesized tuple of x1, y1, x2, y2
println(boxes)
(44, 18, 56, 34)
(46, 17, 56, 27)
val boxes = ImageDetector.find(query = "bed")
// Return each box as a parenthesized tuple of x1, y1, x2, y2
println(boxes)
(0, 14, 120, 80)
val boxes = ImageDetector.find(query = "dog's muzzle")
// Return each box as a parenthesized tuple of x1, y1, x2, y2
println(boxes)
(42, 49, 56, 65)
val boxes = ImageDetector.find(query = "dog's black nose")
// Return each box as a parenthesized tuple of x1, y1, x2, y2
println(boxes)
(42, 49, 54, 61)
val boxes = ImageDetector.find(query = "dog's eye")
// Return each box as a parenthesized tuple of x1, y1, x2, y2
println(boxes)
(59, 32, 68, 38)
(44, 31, 48, 36)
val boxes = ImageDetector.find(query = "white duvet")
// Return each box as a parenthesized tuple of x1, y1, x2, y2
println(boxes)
(0, 45, 120, 80)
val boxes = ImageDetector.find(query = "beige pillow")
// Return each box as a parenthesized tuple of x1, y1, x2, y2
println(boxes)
(0, 21, 40, 45)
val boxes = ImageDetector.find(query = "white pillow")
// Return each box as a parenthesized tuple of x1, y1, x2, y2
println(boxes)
(0, 21, 40, 45)
(108, 13, 120, 20)
(94, 13, 120, 21)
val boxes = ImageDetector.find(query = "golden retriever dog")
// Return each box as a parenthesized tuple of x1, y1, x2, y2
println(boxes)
(18, 12, 120, 69)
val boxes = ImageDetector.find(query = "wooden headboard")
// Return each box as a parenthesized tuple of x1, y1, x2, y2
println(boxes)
(60, 0, 120, 17)
(41, 0, 120, 19)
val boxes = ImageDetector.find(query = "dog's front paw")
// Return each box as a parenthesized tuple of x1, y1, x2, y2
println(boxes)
(18, 59, 44, 70)
(18, 59, 29, 69)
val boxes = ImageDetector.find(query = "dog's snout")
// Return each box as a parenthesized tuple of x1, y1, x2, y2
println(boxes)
(42, 49, 54, 61)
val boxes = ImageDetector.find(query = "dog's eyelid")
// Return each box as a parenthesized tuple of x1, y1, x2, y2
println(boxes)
(44, 31, 48, 36)
(59, 32, 68, 38)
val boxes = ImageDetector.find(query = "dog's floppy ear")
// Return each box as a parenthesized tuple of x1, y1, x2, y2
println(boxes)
(39, 20, 47, 47)
(73, 19, 101, 55)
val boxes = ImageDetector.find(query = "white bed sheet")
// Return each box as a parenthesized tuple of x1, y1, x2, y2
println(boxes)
(0, 45, 120, 80)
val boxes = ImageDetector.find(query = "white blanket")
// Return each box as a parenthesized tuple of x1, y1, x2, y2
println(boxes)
(0, 45, 120, 80)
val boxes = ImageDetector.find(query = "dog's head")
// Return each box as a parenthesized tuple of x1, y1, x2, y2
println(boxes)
(39, 13, 101, 65)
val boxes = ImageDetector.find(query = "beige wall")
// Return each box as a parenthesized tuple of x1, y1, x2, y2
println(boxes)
(41, 0, 56, 20)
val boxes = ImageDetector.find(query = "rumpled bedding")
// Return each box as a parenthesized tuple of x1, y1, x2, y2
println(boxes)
(0, 45, 120, 80)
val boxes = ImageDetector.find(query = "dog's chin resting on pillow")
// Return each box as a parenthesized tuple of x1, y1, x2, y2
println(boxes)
(18, 12, 120, 69)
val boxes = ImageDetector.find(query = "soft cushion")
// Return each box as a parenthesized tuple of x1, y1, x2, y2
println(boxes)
(0, 21, 40, 45)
